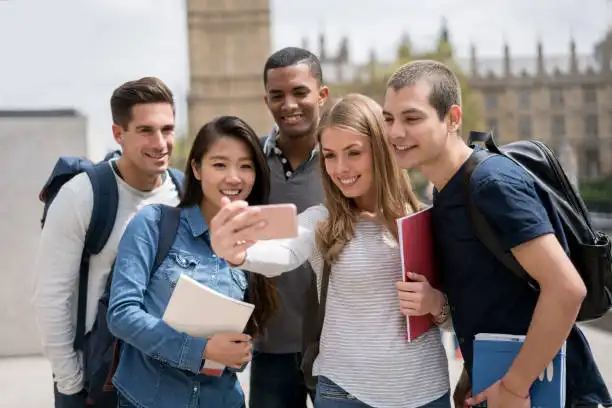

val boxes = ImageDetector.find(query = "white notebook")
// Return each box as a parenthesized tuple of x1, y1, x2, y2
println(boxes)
(162, 273, 255, 375)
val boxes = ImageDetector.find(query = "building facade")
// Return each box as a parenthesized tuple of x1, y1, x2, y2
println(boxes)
(0, 109, 87, 356)
(310, 28, 612, 181)
(186, 0, 273, 137)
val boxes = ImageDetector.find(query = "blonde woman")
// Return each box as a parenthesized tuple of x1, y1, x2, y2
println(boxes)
(210, 94, 451, 408)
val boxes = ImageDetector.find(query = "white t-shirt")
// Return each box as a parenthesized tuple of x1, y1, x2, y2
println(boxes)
(242, 205, 450, 408)
(32, 165, 180, 395)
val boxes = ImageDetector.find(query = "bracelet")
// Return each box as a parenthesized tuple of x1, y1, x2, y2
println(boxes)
(432, 293, 450, 325)
(500, 378, 529, 400)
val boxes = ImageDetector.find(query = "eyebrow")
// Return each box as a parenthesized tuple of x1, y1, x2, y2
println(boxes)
(268, 85, 309, 94)
(208, 155, 253, 161)
(135, 124, 175, 131)
(322, 143, 360, 152)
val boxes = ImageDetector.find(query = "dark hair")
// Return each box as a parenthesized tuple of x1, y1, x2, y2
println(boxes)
(179, 115, 278, 337)
(110, 77, 175, 130)
(387, 60, 461, 121)
(263, 47, 323, 86)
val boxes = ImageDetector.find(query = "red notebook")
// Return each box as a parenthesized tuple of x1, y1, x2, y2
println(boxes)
(396, 206, 439, 342)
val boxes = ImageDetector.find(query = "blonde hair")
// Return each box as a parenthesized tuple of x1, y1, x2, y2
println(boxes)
(315, 93, 422, 263)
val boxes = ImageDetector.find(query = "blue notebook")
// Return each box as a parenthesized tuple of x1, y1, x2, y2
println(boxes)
(472, 333, 566, 408)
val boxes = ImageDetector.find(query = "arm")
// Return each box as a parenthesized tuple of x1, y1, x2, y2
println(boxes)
(32, 178, 90, 395)
(473, 173, 586, 397)
(239, 205, 328, 277)
(107, 206, 207, 374)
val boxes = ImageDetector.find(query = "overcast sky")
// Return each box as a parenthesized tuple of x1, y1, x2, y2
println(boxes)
(0, 0, 610, 157)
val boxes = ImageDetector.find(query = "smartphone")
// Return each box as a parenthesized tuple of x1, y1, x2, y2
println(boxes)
(250, 203, 298, 240)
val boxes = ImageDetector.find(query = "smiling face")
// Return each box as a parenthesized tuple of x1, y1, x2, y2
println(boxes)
(320, 126, 374, 206)
(264, 63, 328, 139)
(192, 136, 256, 214)
(382, 81, 454, 171)
(113, 102, 175, 176)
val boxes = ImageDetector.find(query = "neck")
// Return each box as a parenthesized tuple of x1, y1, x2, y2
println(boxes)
(354, 193, 376, 213)
(418, 138, 473, 192)
(276, 131, 317, 164)
(114, 157, 163, 192)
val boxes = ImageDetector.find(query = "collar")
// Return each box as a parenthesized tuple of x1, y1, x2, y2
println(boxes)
(263, 126, 319, 160)
(184, 205, 209, 238)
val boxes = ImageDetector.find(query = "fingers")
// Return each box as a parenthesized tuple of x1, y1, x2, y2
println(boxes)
(465, 390, 486, 406)
(396, 281, 424, 294)
(406, 272, 428, 283)
(210, 200, 250, 229)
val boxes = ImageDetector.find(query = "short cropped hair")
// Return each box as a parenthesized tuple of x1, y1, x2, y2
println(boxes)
(387, 60, 461, 121)
(263, 47, 323, 86)
(110, 77, 175, 129)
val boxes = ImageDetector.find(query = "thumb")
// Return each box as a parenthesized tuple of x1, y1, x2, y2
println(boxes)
(226, 333, 252, 342)
(220, 196, 232, 207)
(465, 390, 487, 406)
(407, 272, 428, 283)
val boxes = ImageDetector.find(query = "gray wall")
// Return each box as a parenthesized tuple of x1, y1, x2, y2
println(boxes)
(0, 113, 87, 356)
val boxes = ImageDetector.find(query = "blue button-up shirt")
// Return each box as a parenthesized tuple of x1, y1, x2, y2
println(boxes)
(108, 204, 249, 408)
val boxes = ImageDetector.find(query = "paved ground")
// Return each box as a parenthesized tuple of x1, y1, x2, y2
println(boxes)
(1, 326, 610, 408)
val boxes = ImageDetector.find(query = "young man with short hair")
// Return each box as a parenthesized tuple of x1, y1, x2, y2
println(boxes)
(249, 46, 329, 408)
(382, 60, 611, 408)
(33, 77, 182, 407)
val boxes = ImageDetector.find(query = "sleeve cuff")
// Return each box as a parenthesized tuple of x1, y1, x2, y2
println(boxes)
(180, 336, 208, 374)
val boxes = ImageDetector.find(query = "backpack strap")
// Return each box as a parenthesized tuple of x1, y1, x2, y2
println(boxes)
(74, 162, 119, 351)
(167, 168, 185, 196)
(153, 205, 182, 272)
(461, 141, 539, 292)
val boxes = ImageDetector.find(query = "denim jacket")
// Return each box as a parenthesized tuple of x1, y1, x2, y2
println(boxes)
(107, 204, 249, 408)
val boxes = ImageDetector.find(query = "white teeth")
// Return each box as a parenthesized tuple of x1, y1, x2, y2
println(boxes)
(221, 189, 240, 196)
(339, 176, 358, 185)
(394, 145, 411, 151)
(284, 114, 302, 123)
(146, 153, 166, 159)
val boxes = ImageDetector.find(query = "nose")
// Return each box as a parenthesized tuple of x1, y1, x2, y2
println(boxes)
(225, 167, 241, 184)
(150, 129, 166, 150)
(282, 95, 299, 111)
(335, 155, 350, 174)
(387, 120, 405, 142)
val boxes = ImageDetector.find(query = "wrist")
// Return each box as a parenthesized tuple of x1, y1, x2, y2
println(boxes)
(431, 290, 445, 317)
(500, 374, 529, 400)
(431, 291, 449, 325)
(227, 253, 246, 268)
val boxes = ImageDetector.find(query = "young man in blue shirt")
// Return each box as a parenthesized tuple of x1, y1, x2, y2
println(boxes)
(382, 60, 611, 408)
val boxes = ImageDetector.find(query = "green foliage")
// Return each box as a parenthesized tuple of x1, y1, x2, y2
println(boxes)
(171, 135, 191, 173)
(580, 177, 612, 211)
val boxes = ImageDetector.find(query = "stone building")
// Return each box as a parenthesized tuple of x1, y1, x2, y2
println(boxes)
(186, 0, 274, 137)
(308, 25, 612, 181)
(0, 109, 87, 356)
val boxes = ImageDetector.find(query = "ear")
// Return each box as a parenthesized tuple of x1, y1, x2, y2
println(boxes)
(447, 105, 463, 134)
(191, 159, 202, 181)
(111, 124, 124, 145)
(263, 94, 270, 110)
(318, 85, 330, 106)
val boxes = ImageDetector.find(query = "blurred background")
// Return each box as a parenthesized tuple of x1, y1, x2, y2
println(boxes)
(1, 0, 611, 406)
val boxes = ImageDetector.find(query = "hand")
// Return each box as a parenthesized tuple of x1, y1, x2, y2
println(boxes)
(209, 197, 266, 266)
(453, 366, 471, 408)
(466, 380, 530, 408)
(204, 332, 252, 369)
(396, 272, 444, 317)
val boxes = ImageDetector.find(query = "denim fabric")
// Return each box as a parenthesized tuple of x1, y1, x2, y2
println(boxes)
(249, 351, 315, 408)
(314, 376, 450, 408)
(107, 204, 248, 408)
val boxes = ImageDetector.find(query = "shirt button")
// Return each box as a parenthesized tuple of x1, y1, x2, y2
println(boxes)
(212, 254, 216, 258)
(281, 158, 287, 164)
(285, 171, 292, 177)
(193, 386, 197, 392)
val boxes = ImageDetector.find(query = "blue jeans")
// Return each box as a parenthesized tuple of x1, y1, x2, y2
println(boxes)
(249, 351, 315, 408)
(314, 376, 451, 408)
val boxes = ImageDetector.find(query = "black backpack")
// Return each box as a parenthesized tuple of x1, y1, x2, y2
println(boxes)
(462, 130, 612, 322)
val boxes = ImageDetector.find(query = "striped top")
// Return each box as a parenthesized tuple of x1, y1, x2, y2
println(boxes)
(242, 205, 450, 408)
